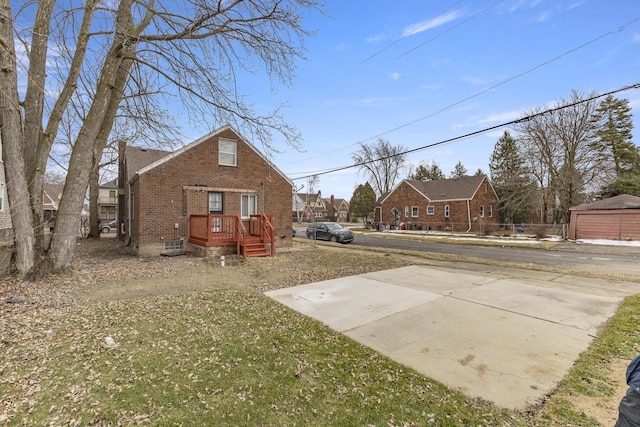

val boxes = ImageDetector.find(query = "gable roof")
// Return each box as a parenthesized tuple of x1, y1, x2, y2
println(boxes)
(124, 146, 171, 183)
(570, 194, 640, 211)
(131, 124, 292, 186)
(43, 184, 64, 210)
(381, 175, 491, 204)
(99, 178, 118, 188)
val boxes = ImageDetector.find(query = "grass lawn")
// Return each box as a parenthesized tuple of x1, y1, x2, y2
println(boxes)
(1, 240, 639, 425)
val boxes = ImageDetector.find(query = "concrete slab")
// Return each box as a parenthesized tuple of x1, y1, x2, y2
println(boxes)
(265, 265, 628, 409)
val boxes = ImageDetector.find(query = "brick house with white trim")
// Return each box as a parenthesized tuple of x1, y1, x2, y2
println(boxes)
(376, 175, 499, 233)
(118, 125, 293, 256)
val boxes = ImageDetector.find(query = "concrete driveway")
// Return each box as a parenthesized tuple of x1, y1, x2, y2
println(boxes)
(266, 264, 640, 409)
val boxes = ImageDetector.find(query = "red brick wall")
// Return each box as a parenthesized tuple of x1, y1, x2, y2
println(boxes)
(128, 128, 292, 255)
(380, 178, 499, 233)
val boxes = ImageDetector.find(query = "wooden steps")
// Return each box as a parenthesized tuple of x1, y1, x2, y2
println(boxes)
(242, 236, 269, 257)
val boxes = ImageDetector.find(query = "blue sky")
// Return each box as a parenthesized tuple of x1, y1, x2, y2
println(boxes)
(245, 0, 640, 200)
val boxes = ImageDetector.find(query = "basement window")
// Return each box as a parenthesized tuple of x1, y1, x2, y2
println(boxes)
(164, 240, 184, 252)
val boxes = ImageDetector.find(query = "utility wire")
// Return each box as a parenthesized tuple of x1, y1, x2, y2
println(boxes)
(290, 83, 640, 181)
(285, 16, 640, 167)
(360, 0, 466, 64)
(395, 0, 505, 60)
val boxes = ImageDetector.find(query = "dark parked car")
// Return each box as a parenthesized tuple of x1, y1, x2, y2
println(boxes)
(100, 219, 117, 234)
(306, 222, 354, 244)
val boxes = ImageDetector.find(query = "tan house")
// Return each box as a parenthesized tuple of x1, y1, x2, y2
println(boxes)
(43, 184, 64, 224)
(568, 194, 640, 241)
(293, 191, 327, 222)
(0, 158, 11, 240)
(118, 125, 293, 257)
(376, 175, 499, 233)
(98, 178, 118, 222)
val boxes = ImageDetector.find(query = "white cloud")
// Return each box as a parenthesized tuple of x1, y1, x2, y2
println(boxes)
(366, 33, 386, 43)
(476, 111, 522, 124)
(391, 72, 400, 80)
(535, 12, 550, 23)
(402, 10, 464, 38)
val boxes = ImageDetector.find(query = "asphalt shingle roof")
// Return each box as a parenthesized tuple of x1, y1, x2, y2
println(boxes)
(407, 174, 486, 201)
(124, 146, 171, 183)
(570, 194, 640, 210)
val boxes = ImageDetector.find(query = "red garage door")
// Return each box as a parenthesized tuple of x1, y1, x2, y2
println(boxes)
(573, 211, 640, 240)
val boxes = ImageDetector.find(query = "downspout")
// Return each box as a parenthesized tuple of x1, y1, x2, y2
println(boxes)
(466, 200, 472, 232)
(128, 180, 132, 241)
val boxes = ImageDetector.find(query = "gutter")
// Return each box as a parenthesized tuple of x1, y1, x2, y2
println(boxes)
(466, 200, 472, 232)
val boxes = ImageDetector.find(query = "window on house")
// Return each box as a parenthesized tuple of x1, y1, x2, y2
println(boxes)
(0, 183, 4, 211)
(109, 190, 116, 200)
(411, 206, 419, 217)
(219, 138, 237, 166)
(208, 192, 224, 214)
(241, 194, 257, 218)
(480, 205, 485, 217)
(489, 205, 493, 217)
(444, 205, 450, 218)
(426, 205, 434, 215)
(315, 211, 322, 217)
(484, 182, 488, 194)
(404, 206, 409, 217)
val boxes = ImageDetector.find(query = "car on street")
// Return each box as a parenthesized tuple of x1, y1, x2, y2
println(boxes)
(100, 219, 117, 234)
(306, 222, 354, 244)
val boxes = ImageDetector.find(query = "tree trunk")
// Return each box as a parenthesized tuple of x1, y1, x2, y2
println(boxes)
(0, 0, 35, 274)
(88, 157, 101, 238)
(50, 0, 138, 270)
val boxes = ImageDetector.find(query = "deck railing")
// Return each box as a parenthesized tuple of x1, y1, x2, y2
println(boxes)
(189, 214, 275, 255)
(189, 214, 239, 247)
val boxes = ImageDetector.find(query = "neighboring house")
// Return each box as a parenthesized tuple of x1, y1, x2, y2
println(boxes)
(0, 137, 12, 245)
(324, 195, 350, 222)
(293, 191, 327, 222)
(568, 194, 640, 241)
(98, 178, 118, 222)
(118, 124, 293, 256)
(43, 183, 64, 223)
(377, 175, 499, 233)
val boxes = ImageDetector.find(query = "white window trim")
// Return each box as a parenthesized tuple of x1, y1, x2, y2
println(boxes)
(411, 206, 419, 217)
(404, 206, 409, 218)
(489, 206, 493, 217)
(444, 205, 450, 218)
(0, 183, 4, 212)
(480, 205, 485, 217)
(219, 138, 237, 167)
(241, 194, 257, 219)
(426, 205, 434, 215)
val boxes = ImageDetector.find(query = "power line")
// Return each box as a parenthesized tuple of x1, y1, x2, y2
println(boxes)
(285, 16, 640, 168)
(395, 0, 505, 60)
(290, 83, 640, 181)
(360, 0, 466, 64)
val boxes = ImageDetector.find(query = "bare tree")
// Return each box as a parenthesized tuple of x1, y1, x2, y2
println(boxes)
(515, 90, 602, 224)
(1, 0, 323, 275)
(351, 138, 408, 197)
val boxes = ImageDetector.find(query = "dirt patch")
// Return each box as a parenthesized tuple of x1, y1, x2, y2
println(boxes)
(564, 358, 629, 426)
(0, 238, 413, 307)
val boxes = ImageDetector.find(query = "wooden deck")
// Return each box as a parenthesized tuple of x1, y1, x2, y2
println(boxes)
(188, 214, 275, 257)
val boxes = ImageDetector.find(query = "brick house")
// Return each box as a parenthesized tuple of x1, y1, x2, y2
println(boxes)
(118, 125, 293, 256)
(324, 195, 350, 222)
(376, 175, 499, 233)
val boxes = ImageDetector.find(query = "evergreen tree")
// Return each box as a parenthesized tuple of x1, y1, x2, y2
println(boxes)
(450, 161, 467, 178)
(489, 131, 535, 223)
(349, 182, 377, 226)
(409, 160, 444, 181)
(591, 95, 638, 177)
